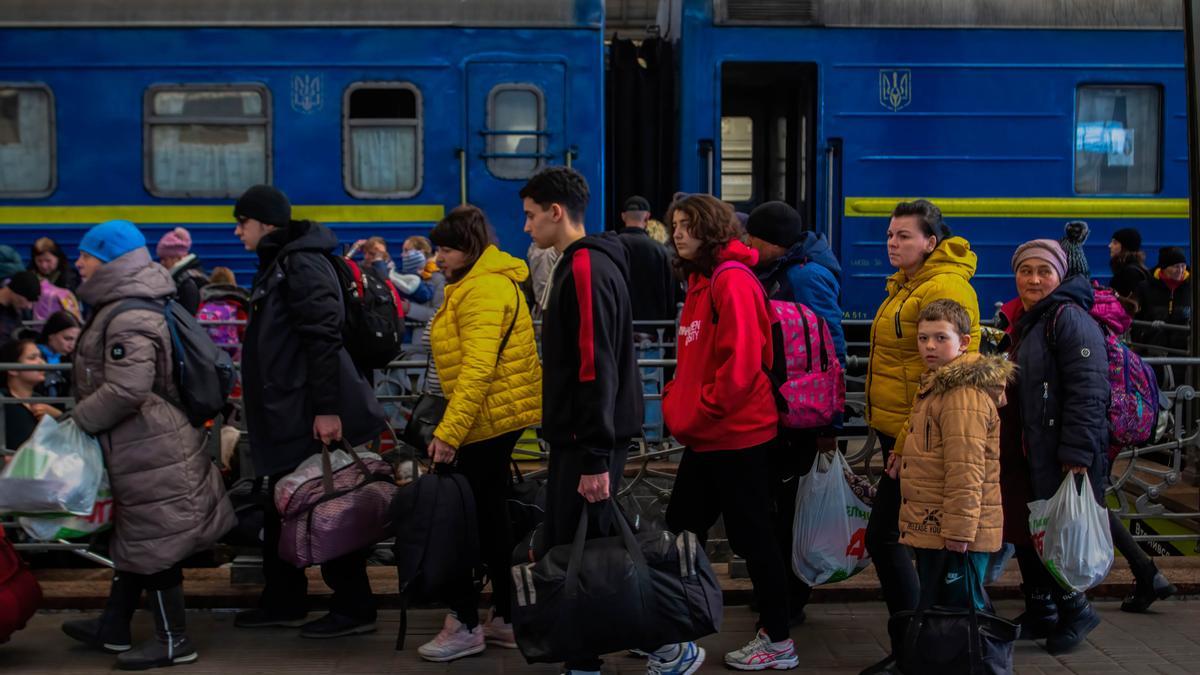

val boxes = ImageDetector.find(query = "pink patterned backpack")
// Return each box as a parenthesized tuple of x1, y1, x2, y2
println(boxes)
(772, 300, 846, 428)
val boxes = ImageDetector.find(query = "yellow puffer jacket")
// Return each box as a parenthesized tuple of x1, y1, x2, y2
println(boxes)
(898, 353, 1013, 553)
(866, 236, 981, 451)
(431, 245, 542, 448)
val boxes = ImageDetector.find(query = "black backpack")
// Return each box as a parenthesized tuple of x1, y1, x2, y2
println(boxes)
(326, 255, 405, 370)
(388, 464, 478, 649)
(99, 298, 236, 426)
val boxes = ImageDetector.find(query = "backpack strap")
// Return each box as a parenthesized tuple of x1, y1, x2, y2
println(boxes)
(94, 297, 184, 411)
(494, 280, 520, 367)
(797, 304, 814, 373)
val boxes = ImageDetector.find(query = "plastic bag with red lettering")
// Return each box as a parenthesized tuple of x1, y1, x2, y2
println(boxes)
(19, 471, 114, 540)
(791, 450, 872, 586)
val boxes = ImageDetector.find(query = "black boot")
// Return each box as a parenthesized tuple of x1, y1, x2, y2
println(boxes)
(1045, 589, 1100, 655)
(1013, 584, 1058, 640)
(116, 585, 198, 670)
(62, 573, 142, 653)
(1121, 568, 1177, 614)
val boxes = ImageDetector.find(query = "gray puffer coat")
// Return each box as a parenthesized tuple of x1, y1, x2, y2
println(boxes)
(73, 248, 234, 575)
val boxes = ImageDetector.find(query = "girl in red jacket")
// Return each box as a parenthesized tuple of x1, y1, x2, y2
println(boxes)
(662, 194, 796, 671)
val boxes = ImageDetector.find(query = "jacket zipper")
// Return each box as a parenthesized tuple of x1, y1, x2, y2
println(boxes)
(894, 310, 903, 338)
(1042, 381, 1052, 427)
(925, 416, 931, 449)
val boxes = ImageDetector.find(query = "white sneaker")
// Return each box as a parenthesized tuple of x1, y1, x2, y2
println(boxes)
(417, 613, 485, 662)
(724, 629, 799, 671)
(647, 642, 705, 675)
(482, 608, 517, 648)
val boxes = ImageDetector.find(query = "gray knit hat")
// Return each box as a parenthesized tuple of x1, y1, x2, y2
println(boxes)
(1060, 220, 1090, 278)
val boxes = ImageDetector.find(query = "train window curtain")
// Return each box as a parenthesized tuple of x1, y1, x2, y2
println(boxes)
(606, 38, 677, 228)
(345, 84, 422, 197)
(146, 87, 269, 197)
(0, 87, 53, 195)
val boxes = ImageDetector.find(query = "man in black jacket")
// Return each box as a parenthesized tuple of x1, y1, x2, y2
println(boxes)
(230, 185, 386, 639)
(521, 169, 703, 674)
(615, 195, 680, 323)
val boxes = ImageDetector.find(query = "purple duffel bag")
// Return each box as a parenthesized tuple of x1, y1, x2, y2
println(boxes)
(277, 443, 398, 567)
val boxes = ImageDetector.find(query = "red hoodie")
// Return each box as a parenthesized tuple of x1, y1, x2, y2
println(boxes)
(663, 240, 779, 451)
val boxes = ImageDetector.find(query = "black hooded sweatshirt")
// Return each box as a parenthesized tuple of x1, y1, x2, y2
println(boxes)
(541, 233, 644, 474)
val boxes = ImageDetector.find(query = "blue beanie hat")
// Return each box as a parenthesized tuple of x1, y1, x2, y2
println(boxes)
(79, 220, 147, 263)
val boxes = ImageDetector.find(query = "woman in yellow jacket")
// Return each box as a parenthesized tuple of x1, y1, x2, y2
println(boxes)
(419, 205, 542, 663)
(860, 199, 981, 675)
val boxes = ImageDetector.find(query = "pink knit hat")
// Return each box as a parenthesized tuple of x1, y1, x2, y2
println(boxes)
(156, 227, 192, 259)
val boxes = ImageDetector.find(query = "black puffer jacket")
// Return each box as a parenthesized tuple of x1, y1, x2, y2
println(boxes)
(243, 221, 386, 477)
(1011, 274, 1110, 502)
(1134, 270, 1192, 354)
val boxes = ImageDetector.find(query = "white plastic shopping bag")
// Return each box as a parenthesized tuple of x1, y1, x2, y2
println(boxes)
(19, 471, 114, 540)
(0, 416, 104, 516)
(792, 450, 872, 585)
(1027, 472, 1114, 593)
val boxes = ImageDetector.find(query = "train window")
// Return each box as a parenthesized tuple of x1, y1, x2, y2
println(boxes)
(344, 83, 422, 198)
(720, 116, 753, 202)
(486, 85, 544, 179)
(144, 85, 270, 198)
(1074, 85, 1161, 194)
(0, 84, 54, 197)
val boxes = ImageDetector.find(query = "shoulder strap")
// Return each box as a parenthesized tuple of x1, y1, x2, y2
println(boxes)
(97, 298, 166, 342)
(709, 260, 766, 323)
(494, 280, 520, 366)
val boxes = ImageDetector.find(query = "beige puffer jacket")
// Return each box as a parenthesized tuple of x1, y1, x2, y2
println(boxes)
(898, 353, 1013, 553)
(73, 248, 234, 575)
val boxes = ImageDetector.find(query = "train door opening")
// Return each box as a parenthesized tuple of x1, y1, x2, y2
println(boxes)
(718, 62, 817, 227)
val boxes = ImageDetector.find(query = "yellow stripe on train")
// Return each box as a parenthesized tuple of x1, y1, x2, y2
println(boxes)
(845, 197, 1189, 219)
(0, 204, 445, 225)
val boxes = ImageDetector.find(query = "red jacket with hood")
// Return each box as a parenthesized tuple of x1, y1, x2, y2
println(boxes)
(663, 240, 779, 451)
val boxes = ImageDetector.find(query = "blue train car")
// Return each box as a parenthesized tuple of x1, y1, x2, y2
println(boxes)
(665, 0, 1189, 317)
(0, 1, 605, 283)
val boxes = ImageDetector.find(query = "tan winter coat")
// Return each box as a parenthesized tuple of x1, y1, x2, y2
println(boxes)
(73, 248, 234, 575)
(898, 353, 1013, 553)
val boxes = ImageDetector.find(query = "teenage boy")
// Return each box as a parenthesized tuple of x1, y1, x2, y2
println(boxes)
(520, 167, 702, 675)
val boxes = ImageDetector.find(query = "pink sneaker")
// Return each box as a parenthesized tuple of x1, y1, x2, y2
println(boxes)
(417, 613, 485, 662)
(482, 609, 517, 648)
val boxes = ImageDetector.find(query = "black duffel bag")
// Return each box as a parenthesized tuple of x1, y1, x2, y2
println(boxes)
(888, 555, 1020, 675)
(510, 500, 722, 664)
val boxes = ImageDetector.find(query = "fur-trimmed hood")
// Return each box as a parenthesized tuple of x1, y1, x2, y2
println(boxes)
(920, 352, 1015, 403)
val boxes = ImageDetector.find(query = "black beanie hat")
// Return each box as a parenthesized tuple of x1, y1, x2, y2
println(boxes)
(1158, 246, 1187, 269)
(7, 270, 41, 302)
(234, 185, 292, 228)
(1060, 220, 1090, 279)
(746, 201, 804, 249)
(1112, 227, 1142, 253)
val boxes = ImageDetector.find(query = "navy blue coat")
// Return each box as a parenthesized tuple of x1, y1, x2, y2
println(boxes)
(1011, 274, 1110, 502)
(755, 231, 846, 365)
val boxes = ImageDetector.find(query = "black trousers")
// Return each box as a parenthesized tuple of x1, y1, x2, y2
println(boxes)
(769, 429, 820, 613)
(864, 435, 919, 633)
(117, 563, 183, 592)
(667, 441, 790, 643)
(447, 429, 524, 628)
(544, 441, 630, 672)
(261, 470, 376, 622)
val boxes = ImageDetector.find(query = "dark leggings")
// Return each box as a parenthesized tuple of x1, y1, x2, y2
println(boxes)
(769, 429, 819, 611)
(447, 429, 524, 629)
(118, 563, 183, 592)
(1109, 501, 1158, 582)
(864, 435, 919, 620)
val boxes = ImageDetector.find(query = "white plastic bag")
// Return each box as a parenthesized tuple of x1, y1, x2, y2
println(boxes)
(19, 471, 114, 540)
(792, 450, 872, 586)
(0, 416, 104, 516)
(1027, 473, 1114, 593)
(273, 448, 384, 513)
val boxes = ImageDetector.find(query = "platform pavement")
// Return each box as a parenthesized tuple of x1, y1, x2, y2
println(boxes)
(3, 600, 1199, 674)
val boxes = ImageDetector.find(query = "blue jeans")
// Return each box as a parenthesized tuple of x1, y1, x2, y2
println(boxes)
(639, 346, 664, 441)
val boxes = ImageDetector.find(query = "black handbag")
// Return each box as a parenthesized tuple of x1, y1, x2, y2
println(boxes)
(402, 282, 520, 453)
(510, 500, 723, 664)
(888, 555, 1020, 675)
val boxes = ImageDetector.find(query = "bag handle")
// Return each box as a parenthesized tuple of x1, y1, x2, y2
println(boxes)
(564, 499, 644, 598)
(319, 441, 374, 494)
(905, 552, 987, 675)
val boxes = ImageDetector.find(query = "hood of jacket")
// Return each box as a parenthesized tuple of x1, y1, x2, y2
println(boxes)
(562, 231, 632, 284)
(170, 253, 202, 277)
(766, 231, 842, 281)
(718, 239, 759, 268)
(77, 247, 175, 306)
(1017, 273, 1095, 334)
(459, 244, 530, 286)
(886, 236, 977, 294)
(922, 352, 1014, 404)
(255, 220, 339, 272)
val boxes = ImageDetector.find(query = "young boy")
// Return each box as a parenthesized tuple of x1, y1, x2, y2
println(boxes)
(898, 299, 1013, 611)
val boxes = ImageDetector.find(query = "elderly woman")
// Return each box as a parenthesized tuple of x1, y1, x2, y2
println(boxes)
(999, 240, 1108, 655)
(60, 220, 234, 670)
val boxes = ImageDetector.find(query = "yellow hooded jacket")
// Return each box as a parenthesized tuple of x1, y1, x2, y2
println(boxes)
(430, 245, 542, 448)
(867, 236, 981, 452)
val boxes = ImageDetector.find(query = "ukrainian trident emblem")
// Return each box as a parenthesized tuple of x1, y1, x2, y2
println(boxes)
(291, 74, 323, 114)
(879, 69, 911, 112)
